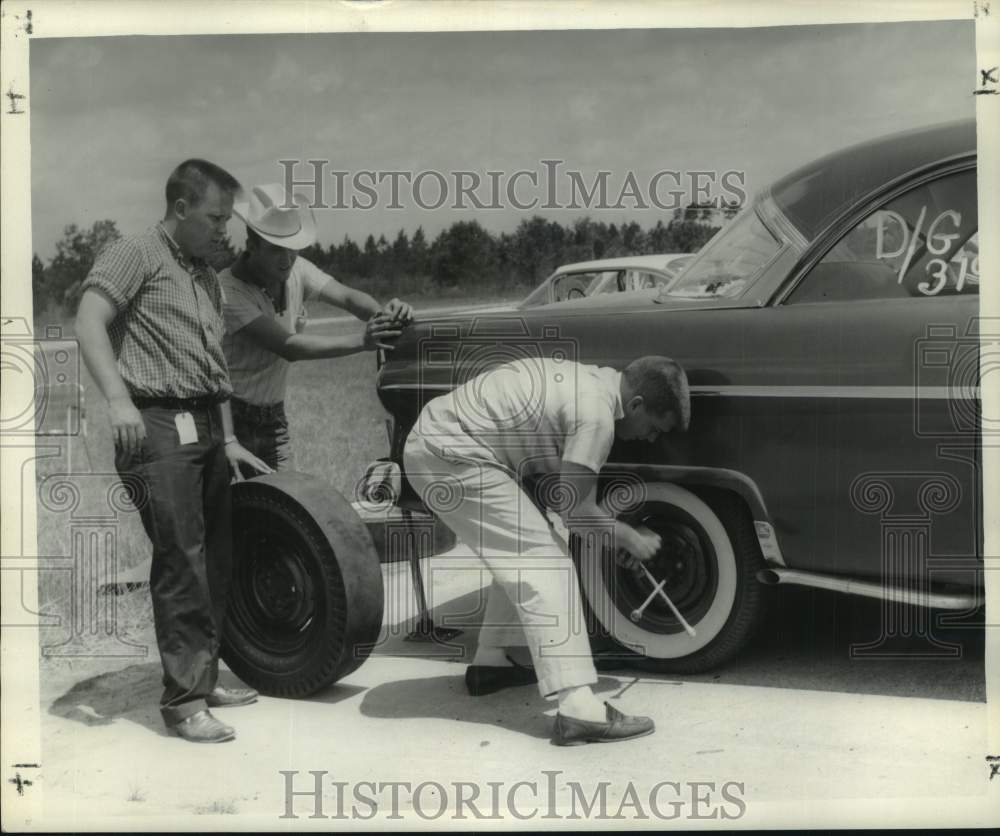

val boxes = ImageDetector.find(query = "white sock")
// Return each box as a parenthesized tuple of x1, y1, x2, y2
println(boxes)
(471, 646, 511, 667)
(557, 686, 606, 722)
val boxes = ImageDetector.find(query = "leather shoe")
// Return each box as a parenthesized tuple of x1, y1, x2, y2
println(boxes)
(552, 702, 655, 746)
(465, 658, 537, 696)
(171, 710, 235, 743)
(206, 685, 259, 707)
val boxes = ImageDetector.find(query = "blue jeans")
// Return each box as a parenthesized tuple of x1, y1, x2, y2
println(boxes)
(231, 398, 292, 473)
(115, 401, 232, 726)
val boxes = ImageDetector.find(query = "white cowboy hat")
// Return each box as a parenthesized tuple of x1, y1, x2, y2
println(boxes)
(233, 182, 317, 250)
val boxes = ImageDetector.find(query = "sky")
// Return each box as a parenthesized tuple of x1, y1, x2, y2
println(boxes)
(29, 21, 976, 259)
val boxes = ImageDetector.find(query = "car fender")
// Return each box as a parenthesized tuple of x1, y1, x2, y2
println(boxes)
(600, 463, 786, 567)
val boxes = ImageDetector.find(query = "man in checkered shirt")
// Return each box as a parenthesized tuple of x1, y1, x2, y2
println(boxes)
(76, 159, 270, 744)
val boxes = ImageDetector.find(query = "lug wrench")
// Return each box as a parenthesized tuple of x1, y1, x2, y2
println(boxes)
(630, 578, 668, 622)
(633, 562, 698, 637)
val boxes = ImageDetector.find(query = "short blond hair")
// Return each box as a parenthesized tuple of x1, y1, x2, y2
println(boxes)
(623, 356, 690, 430)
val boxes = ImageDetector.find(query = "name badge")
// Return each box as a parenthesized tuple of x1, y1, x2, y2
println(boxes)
(175, 411, 198, 445)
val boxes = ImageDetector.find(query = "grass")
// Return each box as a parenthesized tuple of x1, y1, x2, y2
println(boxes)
(284, 345, 390, 498)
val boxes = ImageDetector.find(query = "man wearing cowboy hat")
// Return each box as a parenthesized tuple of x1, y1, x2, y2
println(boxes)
(220, 182, 413, 472)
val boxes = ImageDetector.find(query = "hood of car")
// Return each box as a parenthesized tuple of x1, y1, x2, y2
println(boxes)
(512, 287, 757, 316)
(421, 300, 521, 319)
(405, 288, 756, 335)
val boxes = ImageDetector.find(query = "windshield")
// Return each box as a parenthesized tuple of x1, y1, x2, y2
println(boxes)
(662, 207, 781, 299)
(520, 278, 555, 308)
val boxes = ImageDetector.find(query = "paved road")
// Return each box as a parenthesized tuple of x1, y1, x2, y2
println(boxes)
(29, 552, 992, 829)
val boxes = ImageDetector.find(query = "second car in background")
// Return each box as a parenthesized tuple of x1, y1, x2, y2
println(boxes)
(519, 253, 695, 308)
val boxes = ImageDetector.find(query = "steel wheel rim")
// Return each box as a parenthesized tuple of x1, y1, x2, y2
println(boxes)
(229, 508, 321, 654)
(603, 505, 719, 634)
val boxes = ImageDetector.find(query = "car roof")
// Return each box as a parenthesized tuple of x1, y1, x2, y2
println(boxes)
(770, 119, 976, 242)
(553, 253, 692, 274)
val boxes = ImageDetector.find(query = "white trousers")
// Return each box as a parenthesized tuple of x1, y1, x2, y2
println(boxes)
(403, 433, 599, 697)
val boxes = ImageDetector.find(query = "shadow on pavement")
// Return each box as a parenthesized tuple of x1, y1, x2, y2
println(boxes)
(47, 663, 261, 736)
(632, 586, 986, 702)
(386, 585, 986, 703)
(359, 673, 625, 741)
(48, 662, 167, 737)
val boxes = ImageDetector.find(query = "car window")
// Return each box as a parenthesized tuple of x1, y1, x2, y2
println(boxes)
(591, 270, 668, 295)
(663, 208, 781, 299)
(553, 271, 604, 302)
(787, 169, 978, 304)
(520, 279, 552, 308)
(663, 255, 695, 277)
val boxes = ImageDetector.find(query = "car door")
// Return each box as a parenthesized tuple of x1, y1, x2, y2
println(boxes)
(773, 166, 981, 585)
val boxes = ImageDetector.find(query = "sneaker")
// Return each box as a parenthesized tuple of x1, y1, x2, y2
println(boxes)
(552, 702, 655, 746)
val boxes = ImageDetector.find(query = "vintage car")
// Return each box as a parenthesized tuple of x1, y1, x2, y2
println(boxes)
(519, 253, 696, 308)
(223, 119, 982, 697)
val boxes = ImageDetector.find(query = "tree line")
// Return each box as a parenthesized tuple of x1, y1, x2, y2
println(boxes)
(32, 204, 730, 316)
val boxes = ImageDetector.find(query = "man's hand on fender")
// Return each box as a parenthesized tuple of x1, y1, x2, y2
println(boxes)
(383, 298, 414, 325)
(364, 312, 404, 350)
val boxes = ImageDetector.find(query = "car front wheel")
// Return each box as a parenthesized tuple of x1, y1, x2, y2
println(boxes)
(574, 483, 766, 673)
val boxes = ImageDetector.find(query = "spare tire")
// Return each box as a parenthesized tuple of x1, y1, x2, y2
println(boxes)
(222, 472, 383, 697)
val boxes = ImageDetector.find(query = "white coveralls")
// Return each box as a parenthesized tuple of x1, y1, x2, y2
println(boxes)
(403, 357, 623, 697)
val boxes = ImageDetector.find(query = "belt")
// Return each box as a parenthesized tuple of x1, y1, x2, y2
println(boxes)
(132, 395, 226, 411)
(231, 398, 286, 422)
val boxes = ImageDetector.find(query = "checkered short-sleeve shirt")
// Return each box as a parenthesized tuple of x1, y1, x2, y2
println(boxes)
(81, 224, 232, 399)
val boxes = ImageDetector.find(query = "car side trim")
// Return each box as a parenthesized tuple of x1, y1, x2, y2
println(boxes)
(381, 383, 978, 400)
(690, 385, 978, 400)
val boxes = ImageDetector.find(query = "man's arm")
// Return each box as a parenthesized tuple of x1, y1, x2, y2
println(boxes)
(75, 287, 146, 456)
(558, 461, 661, 562)
(313, 275, 381, 321)
(313, 274, 414, 325)
(237, 313, 402, 361)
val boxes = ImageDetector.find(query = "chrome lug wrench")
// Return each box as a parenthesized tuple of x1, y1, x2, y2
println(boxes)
(635, 562, 697, 637)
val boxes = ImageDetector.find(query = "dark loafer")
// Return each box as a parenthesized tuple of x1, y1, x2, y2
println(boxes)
(465, 658, 537, 696)
(552, 702, 655, 746)
(171, 709, 235, 743)
(206, 685, 259, 708)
